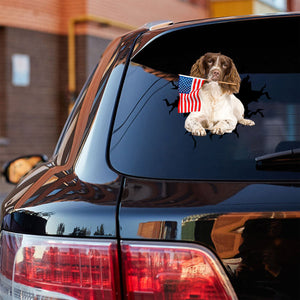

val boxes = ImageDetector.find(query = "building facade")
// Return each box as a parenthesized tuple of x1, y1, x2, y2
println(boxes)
(210, 0, 298, 17)
(0, 0, 208, 168)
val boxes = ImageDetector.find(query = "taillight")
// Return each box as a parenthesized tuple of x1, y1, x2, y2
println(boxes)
(0, 231, 121, 300)
(121, 241, 237, 300)
(0, 231, 236, 300)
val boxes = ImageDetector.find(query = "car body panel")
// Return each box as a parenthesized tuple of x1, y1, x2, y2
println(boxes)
(120, 179, 300, 240)
(119, 178, 300, 298)
(2, 170, 122, 237)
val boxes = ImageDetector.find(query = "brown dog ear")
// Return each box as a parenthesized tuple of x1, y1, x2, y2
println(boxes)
(190, 56, 206, 78)
(223, 59, 241, 94)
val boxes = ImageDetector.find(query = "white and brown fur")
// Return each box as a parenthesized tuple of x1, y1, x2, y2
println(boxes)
(185, 52, 255, 136)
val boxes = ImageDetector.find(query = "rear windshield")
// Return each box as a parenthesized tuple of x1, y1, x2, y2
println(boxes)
(109, 16, 300, 180)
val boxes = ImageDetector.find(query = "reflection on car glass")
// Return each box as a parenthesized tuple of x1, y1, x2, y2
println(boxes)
(178, 53, 255, 136)
(111, 74, 171, 153)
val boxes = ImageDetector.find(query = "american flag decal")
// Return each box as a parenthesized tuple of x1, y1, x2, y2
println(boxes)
(178, 75, 205, 113)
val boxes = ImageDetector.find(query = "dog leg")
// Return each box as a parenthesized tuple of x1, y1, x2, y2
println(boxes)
(239, 118, 255, 126)
(210, 119, 236, 135)
(185, 114, 207, 136)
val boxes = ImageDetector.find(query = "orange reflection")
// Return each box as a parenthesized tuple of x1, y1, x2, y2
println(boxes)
(138, 221, 177, 239)
(211, 211, 300, 259)
(8, 156, 43, 184)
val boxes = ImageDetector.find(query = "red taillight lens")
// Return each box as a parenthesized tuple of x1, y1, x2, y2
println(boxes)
(0, 230, 22, 280)
(0, 231, 121, 300)
(121, 241, 237, 300)
(0, 231, 236, 300)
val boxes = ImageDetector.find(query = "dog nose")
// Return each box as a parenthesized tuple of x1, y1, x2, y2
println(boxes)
(213, 70, 220, 76)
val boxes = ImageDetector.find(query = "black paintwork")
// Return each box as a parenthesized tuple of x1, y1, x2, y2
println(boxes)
(120, 178, 300, 299)
(1, 14, 300, 299)
(2, 170, 121, 238)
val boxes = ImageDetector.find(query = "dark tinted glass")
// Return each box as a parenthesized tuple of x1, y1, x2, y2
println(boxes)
(109, 16, 300, 180)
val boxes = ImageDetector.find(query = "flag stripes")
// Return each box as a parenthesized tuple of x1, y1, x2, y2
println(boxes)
(178, 75, 205, 113)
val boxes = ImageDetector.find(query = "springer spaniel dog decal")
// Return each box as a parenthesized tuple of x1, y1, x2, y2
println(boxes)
(179, 52, 255, 136)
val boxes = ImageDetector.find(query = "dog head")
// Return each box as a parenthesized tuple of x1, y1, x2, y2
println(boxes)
(190, 52, 241, 94)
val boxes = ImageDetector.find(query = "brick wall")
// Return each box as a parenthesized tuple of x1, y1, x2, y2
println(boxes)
(0, 28, 120, 166)
(0, 0, 208, 36)
(291, 0, 300, 10)
(0, 0, 208, 167)
(0, 28, 6, 140)
(0, 0, 62, 34)
(85, 0, 207, 27)
(76, 35, 111, 97)
(0, 28, 66, 162)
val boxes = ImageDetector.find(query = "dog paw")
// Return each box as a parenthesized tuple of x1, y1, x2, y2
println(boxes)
(192, 128, 207, 136)
(240, 118, 255, 126)
(185, 124, 206, 136)
(211, 126, 225, 135)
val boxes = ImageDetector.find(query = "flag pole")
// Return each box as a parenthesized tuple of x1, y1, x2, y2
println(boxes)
(217, 80, 237, 86)
(203, 78, 237, 86)
(179, 75, 237, 86)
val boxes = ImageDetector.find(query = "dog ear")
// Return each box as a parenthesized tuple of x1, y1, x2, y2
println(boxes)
(190, 55, 206, 78)
(223, 59, 241, 94)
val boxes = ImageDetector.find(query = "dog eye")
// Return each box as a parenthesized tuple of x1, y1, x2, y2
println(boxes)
(222, 64, 228, 69)
(207, 59, 213, 65)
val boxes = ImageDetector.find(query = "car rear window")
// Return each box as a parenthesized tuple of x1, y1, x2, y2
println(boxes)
(109, 16, 300, 180)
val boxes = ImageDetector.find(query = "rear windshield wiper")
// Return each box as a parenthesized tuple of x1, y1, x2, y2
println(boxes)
(255, 148, 300, 171)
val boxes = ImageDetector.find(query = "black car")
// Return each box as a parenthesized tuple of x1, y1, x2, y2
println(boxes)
(1, 14, 300, 300)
